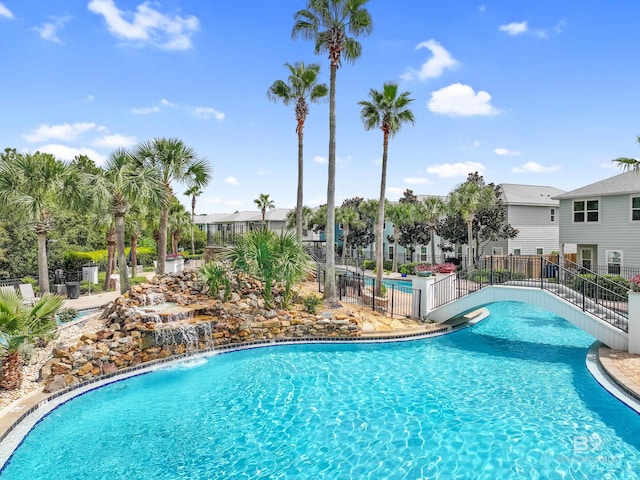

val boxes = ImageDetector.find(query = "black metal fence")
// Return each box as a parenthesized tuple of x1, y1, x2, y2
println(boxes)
(316, 265, 422, 319)
(432, 256, 629, 332)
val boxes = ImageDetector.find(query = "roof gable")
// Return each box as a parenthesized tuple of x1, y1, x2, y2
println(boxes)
(554, 171, 640, 199)
(500, 184, 565, 206)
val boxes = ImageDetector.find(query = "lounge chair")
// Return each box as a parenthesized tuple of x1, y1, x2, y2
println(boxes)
(0, 285, 15, 296)
(18, 283, 37, 305)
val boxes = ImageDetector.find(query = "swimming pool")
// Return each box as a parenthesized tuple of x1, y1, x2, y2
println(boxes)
(1, 301, 639, 478)
(364, 277, 413, 293)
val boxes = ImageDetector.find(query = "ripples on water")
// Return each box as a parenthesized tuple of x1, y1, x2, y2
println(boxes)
(2, 301, 639, 479)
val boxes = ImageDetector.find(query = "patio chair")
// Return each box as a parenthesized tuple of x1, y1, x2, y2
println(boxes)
(0, 285, 15, 297)
(18, 283, 37, 306)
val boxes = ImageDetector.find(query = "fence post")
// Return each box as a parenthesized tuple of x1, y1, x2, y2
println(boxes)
(490, 255, 494, 285)
(317, 265, 321, 292)
(372, 278, 376, 311)
(540, 256, 544, 290)
(390, 285, 395, 317)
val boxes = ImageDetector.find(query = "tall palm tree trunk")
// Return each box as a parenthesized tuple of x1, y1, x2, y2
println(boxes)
(115, 213, 129, 294)
(467, 219, 474, 266)
(190, 195, 196, 255)
(296, 123, 305, 241)
(158, 206, 169, 275)
(324, 63, 337, 302)
(375, 132, 389, 297)
(104, 227, 116, 291)
(37, 231, 50, 293)
(430, 226, 437, 265)
(131, 233, 138, 277)
(0, 351, 23, 391)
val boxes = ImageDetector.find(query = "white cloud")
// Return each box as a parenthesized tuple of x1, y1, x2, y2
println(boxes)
(473, 141, 480, 147)
(92, 134, 136, 148)
(499, 21, 528, 36)
(400, 39, 458, 81)
(428, 83, 499, 117)
(36, 144, 107, 165)
(494, 148, 520, 156)
(224, 176, 239, 185)
(387, 187, 405, 199)
(34, 17, 71, 44)
(313, 155, 327, 164)
(404, 177, 432, 185)
(131, 105, 160, 114)
(373, 158, 382, 165)
(427, 161, 485, 178)
(194, 106, 225, 121)
(478, 5, 486, 14)
(24, 122, 97, 142)
(257, 168, 270, 175)
(0, 3, 13, 19)
(88, 0, 199, 50)
(85, 95, 95, 103)
(511, 161, 561, 173)
(160, 98, 176, 107)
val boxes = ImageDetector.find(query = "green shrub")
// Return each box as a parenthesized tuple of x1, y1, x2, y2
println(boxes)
(467, 268, 525, 284)
(570, 274, 629, 300)
(18, 342, 34, 364)
(57, 308, 78, 324)
(199, 262, 231, 301)
(79, 280, 103, 294)
(362, 260, 376, 271)
(135, 247, 156, 267)
(302, 293, 322, 314)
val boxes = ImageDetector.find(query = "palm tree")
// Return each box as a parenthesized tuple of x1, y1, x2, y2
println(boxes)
(293, 0, 373, 303)
(0, 151, 88, 293)
(132, 138, 211, 275)
(91, 149, 165, 293)
(0, 289, 62, 390)
(184, 185, 203, 255)
(613, 135, 640, 172)
(385, 202, 414, 272)
(268, 62, 328, 240)
(168, 200, 192, 254)
(448, 179, 496, 265)
(359, 82, 415, 294)
(419, 196, 447, 265)
(254, 193, 275, 223)
(336, 205, 364, 265)
(286, 205, 313, 235)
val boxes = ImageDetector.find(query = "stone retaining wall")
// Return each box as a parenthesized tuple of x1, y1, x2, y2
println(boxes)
(42, 271, 360, 392)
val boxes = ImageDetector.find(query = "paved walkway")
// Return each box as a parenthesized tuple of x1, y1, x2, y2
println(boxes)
(598, 347, 640, 399)
(62, 271, 156, 310)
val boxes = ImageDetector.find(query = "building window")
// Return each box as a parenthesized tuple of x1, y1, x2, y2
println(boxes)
(420, 246, 427, 262)
(492, 247, 503, 255)
(513, 248, 521, 256)
(573, 199, 599, 223)
(607, 250, 622, 275)
(550, 208, 556, 222)
(536, 248, 544, 255)
(632, 197, 640, 221)
(388, 245, 394, 260)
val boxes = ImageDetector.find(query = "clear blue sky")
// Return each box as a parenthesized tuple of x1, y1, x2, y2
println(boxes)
(1, 1, 639, 214)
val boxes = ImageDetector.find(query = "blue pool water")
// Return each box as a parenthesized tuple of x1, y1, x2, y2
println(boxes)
(364, 277, 413, 293)
(2, 301, 640, 479)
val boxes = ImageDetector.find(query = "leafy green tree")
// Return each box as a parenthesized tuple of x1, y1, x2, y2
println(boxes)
(293, 0, 373, 303)
(184, 185, 203, 255)
(442, 173, 517, 263)
(336, 205, 364, 264)
(91, 148, 165, 293)
(254, 193, 275, 222)
(168, 200, 192, 254)
(286, 205, 313, 235)
(132, 138, 211, 275)
(419, 196, 447, 264)
(397, 190, 429, 264)
(0, 289, 62, 390)
(613, 135, 640, 172)
(0, 150, 88, 292)
(359, 82, 415, 294)
(385, 202, 414, 272)
(268, 62, 328, 240)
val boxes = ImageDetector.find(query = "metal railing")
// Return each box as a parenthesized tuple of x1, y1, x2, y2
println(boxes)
(432, 256, 629, 332)
(316, 265, 421, 319)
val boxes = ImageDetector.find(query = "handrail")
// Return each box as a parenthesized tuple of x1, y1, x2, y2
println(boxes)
(432, 256, 628, 333)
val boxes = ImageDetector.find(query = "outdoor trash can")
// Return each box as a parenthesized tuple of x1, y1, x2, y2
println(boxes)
(545, 265, 558, 278)
(66, 282, 80, 299)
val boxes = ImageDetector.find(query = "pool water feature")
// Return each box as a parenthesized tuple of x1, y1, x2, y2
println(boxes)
(2, 301, 640, 479)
